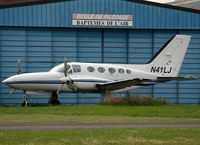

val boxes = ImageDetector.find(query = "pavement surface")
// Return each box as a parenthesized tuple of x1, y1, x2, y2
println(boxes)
(0, 122, 200, 130)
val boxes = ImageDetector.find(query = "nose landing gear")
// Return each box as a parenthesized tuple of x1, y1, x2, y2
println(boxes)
(21, 91, 60, 106)
(21, 91, 29, 106)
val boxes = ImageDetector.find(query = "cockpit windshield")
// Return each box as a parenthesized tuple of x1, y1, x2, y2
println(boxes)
(50, 64, 71, 73)
(72, 65, 81, 73)
(57, 65, 71, 73)
(50, 64, 81, 74)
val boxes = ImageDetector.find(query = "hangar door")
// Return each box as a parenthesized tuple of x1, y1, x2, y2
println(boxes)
(0, 27, 199, 105)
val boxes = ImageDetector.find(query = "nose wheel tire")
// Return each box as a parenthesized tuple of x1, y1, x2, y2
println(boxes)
(48, 91, 61, 105)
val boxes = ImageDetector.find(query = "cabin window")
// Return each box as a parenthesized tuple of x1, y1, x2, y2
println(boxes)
(126, 69, 131, 74)
(108, 68, 116, 73)
(118, 68, 125, 74)
(72, 65, 81, 73)
(98, 67, 105, 73)
(87, 66, 95, 72)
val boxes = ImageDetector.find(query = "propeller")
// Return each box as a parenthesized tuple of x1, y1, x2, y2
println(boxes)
(56, 84, 64, 94)
(64, 57, 67, 77)
(56, 57, 77, 94)
(10, 59, 21, 95)
(10, 89, 15, 95)
(18, 59, 21, 74)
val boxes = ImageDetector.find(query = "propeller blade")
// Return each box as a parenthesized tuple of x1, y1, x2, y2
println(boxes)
(64, 57, 68, 77)
(65, 83, 77, 92)
(10, 89, 15, 95)
(17, 59, 21, 74)
(57, 84, 64, 94)
(66, 79, 77, 92)
(71, 84, 77, 92)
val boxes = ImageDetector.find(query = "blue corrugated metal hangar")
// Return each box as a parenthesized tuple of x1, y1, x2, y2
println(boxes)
(0, 0, 199, 106)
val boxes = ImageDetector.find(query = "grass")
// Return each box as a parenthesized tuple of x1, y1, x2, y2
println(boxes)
(0, 105, 200, 123)
(106, 96, 170, 106)
(0, 105, 200, 145)
(0, 128, 200, 145)
(2, 114, 200, 123)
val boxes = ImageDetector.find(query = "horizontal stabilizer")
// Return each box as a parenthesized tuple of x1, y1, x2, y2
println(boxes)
(157, 76, 197, 81)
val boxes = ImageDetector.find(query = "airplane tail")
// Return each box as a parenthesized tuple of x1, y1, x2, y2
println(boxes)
(146, 35, 191, 77)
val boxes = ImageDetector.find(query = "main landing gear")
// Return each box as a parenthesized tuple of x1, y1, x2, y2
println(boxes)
(100, 91, 112, 104)
(48, 91, 61, 105)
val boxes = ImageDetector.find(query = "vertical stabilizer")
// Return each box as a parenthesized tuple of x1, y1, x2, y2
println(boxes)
(147, 35, 191, 77)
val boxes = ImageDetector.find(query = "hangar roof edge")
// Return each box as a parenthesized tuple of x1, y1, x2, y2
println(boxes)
(127, 0, 200, 13)
(0, 0, 199, 14)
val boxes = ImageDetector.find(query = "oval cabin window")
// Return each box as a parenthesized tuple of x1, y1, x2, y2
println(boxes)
(118, 68, 125, 74)
(126, 69, 131, 74)
(108, 68, 116, 73)
(87, 66, 95, 72)
(98, 67, 105, 73)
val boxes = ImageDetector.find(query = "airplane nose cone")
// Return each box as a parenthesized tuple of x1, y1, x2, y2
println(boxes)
(2, 76, 16, 86)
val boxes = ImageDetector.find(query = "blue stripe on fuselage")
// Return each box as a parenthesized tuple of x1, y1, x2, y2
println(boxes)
(4, 79, 161, 87)
(4, 79, 113, 84)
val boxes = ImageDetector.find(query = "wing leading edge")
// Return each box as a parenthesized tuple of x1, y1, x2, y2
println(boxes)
(96, 76, 196, 92)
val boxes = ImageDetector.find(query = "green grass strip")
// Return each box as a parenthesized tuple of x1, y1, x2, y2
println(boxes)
(0, 105, 200, 123)
(1, 105, 200, 117)
(0, 128, 200, 145)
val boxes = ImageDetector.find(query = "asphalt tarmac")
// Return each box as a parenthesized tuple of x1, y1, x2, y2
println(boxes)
(1, 122, 200, 130)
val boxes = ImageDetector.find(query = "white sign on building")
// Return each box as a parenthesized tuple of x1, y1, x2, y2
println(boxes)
(72, 14, 133, 27)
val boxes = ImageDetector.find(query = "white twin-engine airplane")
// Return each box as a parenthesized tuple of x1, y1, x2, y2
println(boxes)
(2, 35, 196, 105)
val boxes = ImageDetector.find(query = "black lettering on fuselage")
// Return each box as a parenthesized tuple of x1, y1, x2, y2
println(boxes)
(151, 66, 156, 73)
(151, 66, 172, 74)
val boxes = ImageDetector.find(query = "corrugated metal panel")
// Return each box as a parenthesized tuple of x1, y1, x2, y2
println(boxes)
(178, 30, 200, 105)
(77, 29, 102, 62)
(0, 0, 200, 29)
(128, 30, 153, 64)
(128, 30, 153, 97)
(0, 27, 102, 105)
(0, 27, 199, 106)
(152, 30, 178, 103)
(104, 29, 128, 63)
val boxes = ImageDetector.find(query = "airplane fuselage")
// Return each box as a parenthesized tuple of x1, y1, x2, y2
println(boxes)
(3, 62, 157, 94)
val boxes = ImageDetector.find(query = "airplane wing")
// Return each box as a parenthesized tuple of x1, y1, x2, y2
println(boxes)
(96, 78, 152, 91)
(96, 76, 196, 91)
